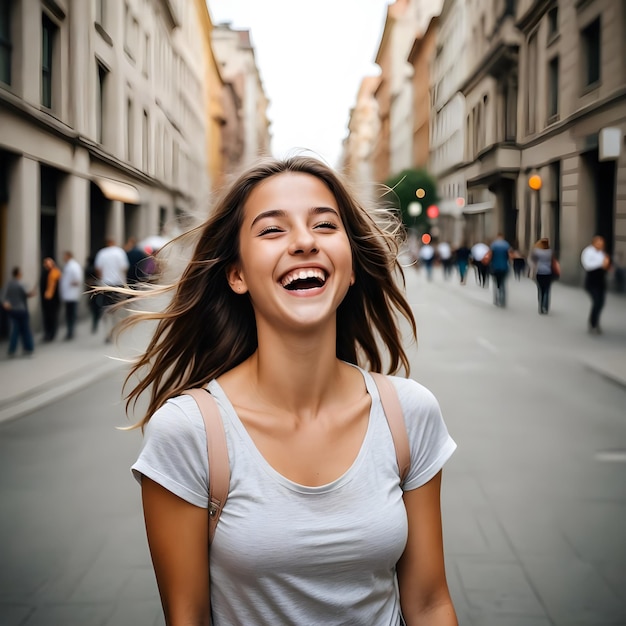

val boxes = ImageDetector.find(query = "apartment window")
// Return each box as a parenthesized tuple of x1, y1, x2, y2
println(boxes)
(124, 4, 139, 61)
(142, 109, 149, 171)
(548, 7, 559, 39)
(96, 61, 108, 143)
(0, 0, 11, 85)
(41, 14, 57, 108)
(526, 31, 538, 134)
(142, 33, 150, 77)
(95, 0, 105, 26)
(581, 18, 601, 87)
(547, 56, 559, 120)
(126, 97, 133, 162)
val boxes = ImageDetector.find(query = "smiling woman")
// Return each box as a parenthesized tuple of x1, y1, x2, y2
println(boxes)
(113, 155, 458, 626)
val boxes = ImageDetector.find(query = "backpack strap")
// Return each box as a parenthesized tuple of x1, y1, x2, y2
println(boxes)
(182, 388, 229, 546)
(370, 372, 411, 485)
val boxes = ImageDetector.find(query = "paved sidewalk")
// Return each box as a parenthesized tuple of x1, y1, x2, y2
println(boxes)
(0, 276, 624, 425)
(0, 317, 146, 424)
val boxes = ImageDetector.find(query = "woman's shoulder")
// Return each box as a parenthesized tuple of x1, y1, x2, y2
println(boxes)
(144, 393, 206, 439)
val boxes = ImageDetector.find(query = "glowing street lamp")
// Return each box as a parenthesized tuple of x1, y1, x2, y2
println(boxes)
(528, 174, 542, 190)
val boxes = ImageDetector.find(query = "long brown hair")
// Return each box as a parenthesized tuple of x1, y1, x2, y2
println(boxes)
(118, 156, 416, 428)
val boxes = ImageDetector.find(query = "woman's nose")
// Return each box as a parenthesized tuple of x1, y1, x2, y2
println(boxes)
(288, 226, 318, 255)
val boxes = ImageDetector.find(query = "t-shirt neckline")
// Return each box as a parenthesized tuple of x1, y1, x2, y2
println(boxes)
(207, 366, 379, 494)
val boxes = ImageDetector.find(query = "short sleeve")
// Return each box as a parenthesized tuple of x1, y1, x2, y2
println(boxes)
(131, 395, 210, 508)
(389, 377, 456, 491)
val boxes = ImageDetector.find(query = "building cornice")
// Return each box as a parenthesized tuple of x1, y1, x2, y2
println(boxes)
(0, 87, 185, 197)
(156, 0, 180, 31)
(516, 0, 552, 32)
(517, 86, 626, 153)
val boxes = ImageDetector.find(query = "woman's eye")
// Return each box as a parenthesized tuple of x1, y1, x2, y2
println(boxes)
(258, 226, 283, 236)
(314, 221, 338, 230)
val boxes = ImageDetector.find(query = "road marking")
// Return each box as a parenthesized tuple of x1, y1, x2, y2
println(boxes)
(595, 451, 626, 463)
(476, 336, 498, 354)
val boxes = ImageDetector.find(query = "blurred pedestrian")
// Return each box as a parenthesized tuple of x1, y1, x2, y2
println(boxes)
(123, 156, 458, 625)
(437, 240, 453, 280)
(484, 234, 511, 307)
(511, 245, 527, 281)
(470, 241, 489, 287)
(530, 238, 557, 314)
(85, 256, 104, 333)
(94, 238, 129, 343)
(59, 250, 84, 339)
(581, 235, 611, 334)
(454, 241, 471, 285)
(40, 257, 61, 341)
(124, 236, 150, 286)
(418, 240, 435, 281)
(1, 267, 36, 357)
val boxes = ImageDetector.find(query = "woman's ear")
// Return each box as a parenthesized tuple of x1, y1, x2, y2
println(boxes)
(226, 265, 248, 294)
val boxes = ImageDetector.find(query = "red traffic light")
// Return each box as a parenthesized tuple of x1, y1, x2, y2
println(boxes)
(426, 205, 439, 219)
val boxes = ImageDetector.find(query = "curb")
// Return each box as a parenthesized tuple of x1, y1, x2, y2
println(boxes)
(0, 357, 123, 425)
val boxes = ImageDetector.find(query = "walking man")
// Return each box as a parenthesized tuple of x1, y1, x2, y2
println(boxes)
(1, 267, 36, 357)
(581, 235, 611, 334)
(94, 238, 129, 343)
(59, 251, 84, 340)
(40, 257, 61, 341)
(485, 234, 512, 307)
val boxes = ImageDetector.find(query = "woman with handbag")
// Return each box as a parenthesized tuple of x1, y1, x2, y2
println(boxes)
(530, 238, 559, 314)
(117, 156, 457, 625)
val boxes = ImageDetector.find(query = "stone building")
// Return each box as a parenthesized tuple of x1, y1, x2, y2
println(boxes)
(455, 0, 626, 282)
(0, 0, 208, 306)
(340, 75, 381, 206)
(211, 23, 271, 175)
(514, 0, 626, 282)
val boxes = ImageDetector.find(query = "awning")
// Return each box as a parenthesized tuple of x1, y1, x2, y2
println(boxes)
(93, 177, 141, 204)
(462, 201, 493, 215)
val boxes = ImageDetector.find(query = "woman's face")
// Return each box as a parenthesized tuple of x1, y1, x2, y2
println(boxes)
(228, 172, 354, 332)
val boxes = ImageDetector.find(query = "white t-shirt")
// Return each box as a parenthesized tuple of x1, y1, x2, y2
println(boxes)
(580, 245, 606, 272)
(418, 244, 434, 261)
(59, 258, 84, 302)
(437, 242, 452, 260)
(132, 369, 456, 626)
(94, 245, 129, 286)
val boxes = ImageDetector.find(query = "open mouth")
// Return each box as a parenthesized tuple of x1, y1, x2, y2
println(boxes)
(280, 268, 327, 291)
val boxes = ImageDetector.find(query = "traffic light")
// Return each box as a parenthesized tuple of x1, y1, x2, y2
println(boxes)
(426, 205, 439, 219)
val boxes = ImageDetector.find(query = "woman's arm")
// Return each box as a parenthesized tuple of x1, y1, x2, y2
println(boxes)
(142, 477, 211, 626)
(397, 471, 458, 626)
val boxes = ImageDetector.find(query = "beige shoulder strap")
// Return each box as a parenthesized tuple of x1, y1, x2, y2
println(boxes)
(182, 389, 230, 546)
(370, 372, 411, 484)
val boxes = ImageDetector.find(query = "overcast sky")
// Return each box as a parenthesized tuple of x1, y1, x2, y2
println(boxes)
(208, 0, 392, 167)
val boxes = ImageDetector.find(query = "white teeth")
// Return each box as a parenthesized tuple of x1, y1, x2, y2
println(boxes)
(281, 268, 326, 288)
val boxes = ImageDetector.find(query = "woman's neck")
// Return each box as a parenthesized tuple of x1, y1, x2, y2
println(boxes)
(244, 324, 349, 417)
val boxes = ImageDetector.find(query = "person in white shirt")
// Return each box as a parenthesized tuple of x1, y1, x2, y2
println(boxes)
(94, 238, 129, 343)
(418, 242, 435, 281)
(437, 241, 453, 279)
(580, 235, 611, 334)
(470, 241, 490, 287)
(59, 251, 84, 340)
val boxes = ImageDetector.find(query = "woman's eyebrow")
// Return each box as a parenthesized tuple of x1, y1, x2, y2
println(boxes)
(250, 206, 339, 228)
(250, 209, 286, 228)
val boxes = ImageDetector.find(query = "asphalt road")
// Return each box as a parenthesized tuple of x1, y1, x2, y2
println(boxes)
(0, 266, 625, 626)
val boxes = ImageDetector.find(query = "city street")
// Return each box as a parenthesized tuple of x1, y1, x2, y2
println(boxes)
(0, 267, 625, 625)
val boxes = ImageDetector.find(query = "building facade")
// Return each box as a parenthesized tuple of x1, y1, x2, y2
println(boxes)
(354, 0, 626, 284)
(211, 23, 271, 174)
(0, 0, 207, 299)
(340, 75, 381, 206)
